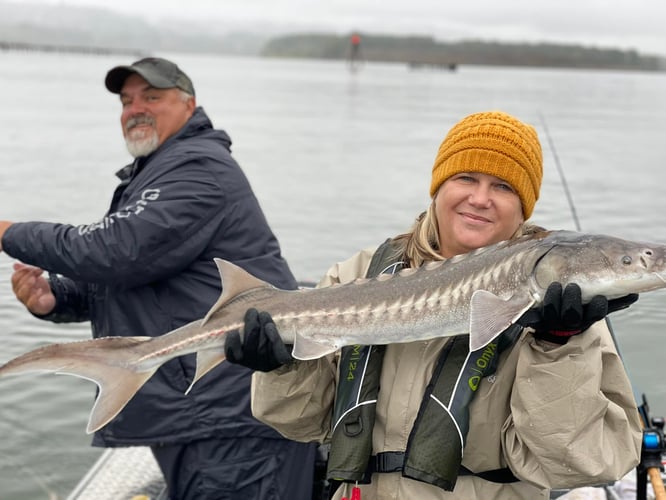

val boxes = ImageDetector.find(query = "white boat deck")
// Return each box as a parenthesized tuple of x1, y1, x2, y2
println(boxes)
(66, 447, 166, 500)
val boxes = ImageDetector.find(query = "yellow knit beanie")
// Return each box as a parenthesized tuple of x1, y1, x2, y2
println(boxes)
(430, 111, 543, 219)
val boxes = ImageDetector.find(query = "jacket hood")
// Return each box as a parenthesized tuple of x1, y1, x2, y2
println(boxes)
(182, 106, 232, 150)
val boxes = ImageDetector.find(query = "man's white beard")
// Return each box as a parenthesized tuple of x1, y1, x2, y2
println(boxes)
(125, 129, 159, 158)
(125, 115, 159, 158)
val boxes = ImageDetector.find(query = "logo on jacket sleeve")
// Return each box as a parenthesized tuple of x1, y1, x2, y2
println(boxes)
(78, 189, 161, 235)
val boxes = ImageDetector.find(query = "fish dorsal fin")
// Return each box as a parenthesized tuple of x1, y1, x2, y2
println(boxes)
(468, 290, 535, 351)
(202, 259, 273, 325)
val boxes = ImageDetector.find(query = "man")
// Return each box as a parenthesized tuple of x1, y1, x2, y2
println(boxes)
(0, 57, 316, 499)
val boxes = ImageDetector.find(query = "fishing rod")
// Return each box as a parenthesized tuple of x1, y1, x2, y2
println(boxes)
(537, 112, 581, 232)
(538, 112, 666, 500)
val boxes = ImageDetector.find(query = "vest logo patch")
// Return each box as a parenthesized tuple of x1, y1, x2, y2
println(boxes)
(468, 341, 498, 391)
(346, 344, 363, 381)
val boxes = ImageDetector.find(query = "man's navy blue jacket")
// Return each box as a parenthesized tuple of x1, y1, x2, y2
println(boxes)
(3, 107, 298, 446)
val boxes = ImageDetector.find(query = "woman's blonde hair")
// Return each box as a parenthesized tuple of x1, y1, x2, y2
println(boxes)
(392, 200, 543, 268)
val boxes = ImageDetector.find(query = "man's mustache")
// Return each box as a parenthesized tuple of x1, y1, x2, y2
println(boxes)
(125, 115, 155, 132)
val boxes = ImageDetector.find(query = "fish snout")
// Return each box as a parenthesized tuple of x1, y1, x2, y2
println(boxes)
(637, 246, 666, 271)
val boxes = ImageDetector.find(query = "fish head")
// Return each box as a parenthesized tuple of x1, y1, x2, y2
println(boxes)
(533, 232, 666, 301)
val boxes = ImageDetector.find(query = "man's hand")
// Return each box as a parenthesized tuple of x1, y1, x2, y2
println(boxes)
(11, 263, 56, 316)
(518, 282, 638, 344)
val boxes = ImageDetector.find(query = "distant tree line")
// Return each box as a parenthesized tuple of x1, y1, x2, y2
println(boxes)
(262, 33, 666, 72)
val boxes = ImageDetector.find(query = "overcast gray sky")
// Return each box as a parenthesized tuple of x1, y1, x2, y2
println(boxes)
(35, 0, 666, 55)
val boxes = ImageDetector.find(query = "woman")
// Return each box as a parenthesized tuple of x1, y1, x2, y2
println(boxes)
(225, 111, 643, 499)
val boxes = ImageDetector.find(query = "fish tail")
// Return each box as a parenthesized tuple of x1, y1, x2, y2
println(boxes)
(0, 336, 158, 433)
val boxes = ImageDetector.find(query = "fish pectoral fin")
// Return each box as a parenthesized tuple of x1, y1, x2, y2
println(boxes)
(469, 290, 535, 351)
(291, 333, 339, 361)
(187, 349, 226, 394)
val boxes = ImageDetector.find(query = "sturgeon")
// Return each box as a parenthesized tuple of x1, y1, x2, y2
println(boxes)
(1, 230, 666, 433)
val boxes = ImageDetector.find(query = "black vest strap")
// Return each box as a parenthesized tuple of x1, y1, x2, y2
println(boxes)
(459, 465, 519, 484)
(367, 452, 519, 484)
(367, 451, 406, 474)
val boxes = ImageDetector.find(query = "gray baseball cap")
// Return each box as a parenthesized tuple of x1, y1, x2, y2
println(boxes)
(105, 57, 195, 96)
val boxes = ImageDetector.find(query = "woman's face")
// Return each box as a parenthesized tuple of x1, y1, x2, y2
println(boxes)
(434, 172, 524, 258)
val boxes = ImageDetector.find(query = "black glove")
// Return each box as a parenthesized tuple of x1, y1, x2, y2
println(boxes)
(224, 308, 293, 372)
(518, 282, 638, 344)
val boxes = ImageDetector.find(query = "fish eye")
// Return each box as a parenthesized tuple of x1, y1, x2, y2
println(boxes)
(621, 256, 632, 265)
